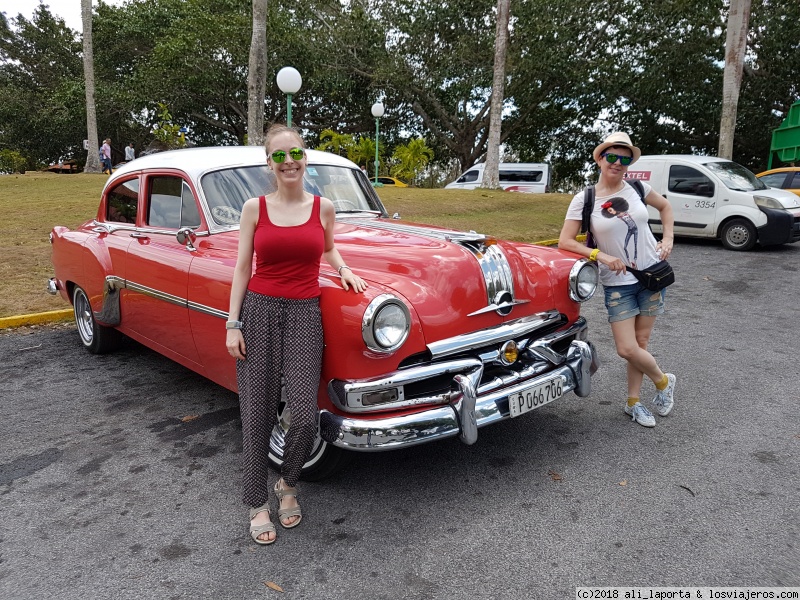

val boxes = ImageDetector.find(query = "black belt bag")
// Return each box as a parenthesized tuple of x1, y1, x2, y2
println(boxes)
(628, 260, 675, 291)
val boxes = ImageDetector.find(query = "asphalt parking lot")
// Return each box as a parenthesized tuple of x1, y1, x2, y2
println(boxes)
(1, 239, 798, 600)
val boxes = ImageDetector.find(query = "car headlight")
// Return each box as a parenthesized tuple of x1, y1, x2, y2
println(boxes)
(754, 195, 784, 210)
(362, 294, 411, 352)
(569, 259, 598, 302)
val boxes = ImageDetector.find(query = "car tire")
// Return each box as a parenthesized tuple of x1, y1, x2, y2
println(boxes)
(72, 286, 122, 354)
(720, 218, 757, 251)
(268, 397, 351, 481)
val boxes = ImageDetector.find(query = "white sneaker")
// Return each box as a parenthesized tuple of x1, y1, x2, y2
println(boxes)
(652, 373, 676, 417)
(624, 402, 656, 427)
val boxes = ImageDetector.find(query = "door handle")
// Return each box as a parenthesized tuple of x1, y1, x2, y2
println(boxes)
(130, 232, 149, 239)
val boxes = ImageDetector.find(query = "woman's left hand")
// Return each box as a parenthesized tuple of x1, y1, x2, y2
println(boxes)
(341, 269, 368, 293)
(656, 237, 673, 260)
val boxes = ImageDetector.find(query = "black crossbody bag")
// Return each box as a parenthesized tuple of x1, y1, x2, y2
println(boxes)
(581, 180, 674, 291)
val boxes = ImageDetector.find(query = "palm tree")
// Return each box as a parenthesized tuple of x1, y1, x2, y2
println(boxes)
(316, 129, 355, 156)
(247, 0, 268, 147)
(392, 138, 435, 185)
(482, 0, 510, 189)
(81, 0, 102, 173)
(348, 136, 378, 173)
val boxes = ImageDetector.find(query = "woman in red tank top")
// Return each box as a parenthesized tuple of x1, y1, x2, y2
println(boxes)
(225, 125, 367, 545)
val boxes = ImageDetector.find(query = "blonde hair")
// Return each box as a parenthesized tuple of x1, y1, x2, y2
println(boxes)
(264, 124, 304, 152)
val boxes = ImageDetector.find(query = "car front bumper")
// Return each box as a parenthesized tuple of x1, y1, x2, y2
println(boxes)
(319, 336, 598, 451)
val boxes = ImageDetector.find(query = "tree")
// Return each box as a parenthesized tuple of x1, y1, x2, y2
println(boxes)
(719, 0, 752, 159)
(247, 0, 268, 147)
(482, 0, 510, 190)
(316, 129, 355, 156)
(348, 136, 378, 172)
(392, 138, 434, 185)
(81, 0, 102, 173)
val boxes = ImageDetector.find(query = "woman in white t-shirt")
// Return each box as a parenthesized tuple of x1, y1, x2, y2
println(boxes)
(558, 132, 677, 428)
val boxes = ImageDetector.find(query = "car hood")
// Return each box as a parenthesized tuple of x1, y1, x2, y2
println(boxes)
(329, 218, 562, 341)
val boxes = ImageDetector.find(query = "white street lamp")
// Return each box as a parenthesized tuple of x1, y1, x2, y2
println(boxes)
(276, 67, 302, 127)
(371, 102, 385, 185)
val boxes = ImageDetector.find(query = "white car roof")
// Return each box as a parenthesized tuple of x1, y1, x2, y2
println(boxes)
(637, 155, 732, 164)
(106, 146, 358, 189)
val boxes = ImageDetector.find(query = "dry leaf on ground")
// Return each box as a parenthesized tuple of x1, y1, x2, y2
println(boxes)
(547, 469, 562, 481)
(264, 581, 284, 592)
(181, 414, 200, 422)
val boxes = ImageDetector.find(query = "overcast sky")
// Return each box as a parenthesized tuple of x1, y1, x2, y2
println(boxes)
(4, 0, 125, 32)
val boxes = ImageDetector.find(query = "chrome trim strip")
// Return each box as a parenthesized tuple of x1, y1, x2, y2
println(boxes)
(94, 275, 226, 324)
(319, 339, 597, 451)
(426, 310, 562, 359)
(467, 298, 530, 317)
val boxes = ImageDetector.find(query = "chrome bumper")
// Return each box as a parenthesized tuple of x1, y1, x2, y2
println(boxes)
(47, 278, 59, 295)
(319, 339, 598, 451)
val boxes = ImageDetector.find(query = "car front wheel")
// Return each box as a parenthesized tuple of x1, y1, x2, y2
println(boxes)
(72, 286, 122, 354)
(268, 397, 351, 481)
(720, 218, 757, 251)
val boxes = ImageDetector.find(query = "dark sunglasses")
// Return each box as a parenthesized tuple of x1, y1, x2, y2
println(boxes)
(602, 152, 633, 166)
(271, 148, 305, 163)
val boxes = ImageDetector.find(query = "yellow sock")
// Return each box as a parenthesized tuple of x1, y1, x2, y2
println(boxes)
(627, 397, 640, 407)
(655, 374, 669, 391)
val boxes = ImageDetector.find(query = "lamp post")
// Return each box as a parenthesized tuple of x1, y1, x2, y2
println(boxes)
(371, 102, 385, 185)
(276, 67, 302, 127)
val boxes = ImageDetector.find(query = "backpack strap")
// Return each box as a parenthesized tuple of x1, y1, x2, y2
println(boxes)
(629, 179, 646, 204)
(581, 186, 595, 234)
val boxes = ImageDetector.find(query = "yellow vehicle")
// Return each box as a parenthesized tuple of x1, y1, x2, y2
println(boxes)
(756, 167, 800, 197)
(371, 176, 408, 187)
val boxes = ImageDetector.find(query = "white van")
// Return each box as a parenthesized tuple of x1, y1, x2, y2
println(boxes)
(625, 155, 800, 251)
(445, 162, 551, 194)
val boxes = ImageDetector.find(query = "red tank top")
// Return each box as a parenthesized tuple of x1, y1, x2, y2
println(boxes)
(247, 195, 325, 299)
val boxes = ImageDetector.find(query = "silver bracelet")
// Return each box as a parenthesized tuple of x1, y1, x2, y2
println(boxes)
(337, 265, 351, 276)
(225, 320, 242, 329)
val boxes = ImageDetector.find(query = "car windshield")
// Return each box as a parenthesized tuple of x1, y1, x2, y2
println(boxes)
(200, 164, 386, 226)
(704, 161, 768, 192)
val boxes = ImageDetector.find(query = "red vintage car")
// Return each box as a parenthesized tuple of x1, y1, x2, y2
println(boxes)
(49, 146, 599, 479)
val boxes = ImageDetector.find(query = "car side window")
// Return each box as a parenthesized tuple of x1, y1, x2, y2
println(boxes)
(457, 170, 479, 183)
(788, 173, 800, 189)
(106, 179, 139, 223)
(668, 165, 714, 197)
(148, 177, 200, 229)
(758, 173, 789, 188)
(500, 170, 542, 183)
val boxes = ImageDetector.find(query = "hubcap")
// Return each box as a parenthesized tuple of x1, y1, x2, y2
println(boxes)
(727, 226, 750, 247)
(74, 291, 94, 344)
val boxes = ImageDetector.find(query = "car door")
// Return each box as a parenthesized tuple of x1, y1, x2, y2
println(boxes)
(665, 163, 717, 236)
(123, 172, 203, 365)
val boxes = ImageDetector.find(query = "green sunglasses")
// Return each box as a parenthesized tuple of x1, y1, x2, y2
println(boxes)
(602, 152, 633, 166)
(271, 148, 305, 163)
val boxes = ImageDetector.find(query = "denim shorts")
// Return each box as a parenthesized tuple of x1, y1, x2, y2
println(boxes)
(603, 283, 665, 323)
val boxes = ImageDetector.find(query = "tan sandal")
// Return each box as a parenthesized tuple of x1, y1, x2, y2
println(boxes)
(274, 480, 302, 529)
(249, 503, 276, 545)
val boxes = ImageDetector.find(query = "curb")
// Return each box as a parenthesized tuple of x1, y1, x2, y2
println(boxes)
(0, 309, 73, 329)
(0, 238, 569, 330)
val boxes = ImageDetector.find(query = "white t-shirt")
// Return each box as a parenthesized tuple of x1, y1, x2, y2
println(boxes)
(565, 181, 660, 287)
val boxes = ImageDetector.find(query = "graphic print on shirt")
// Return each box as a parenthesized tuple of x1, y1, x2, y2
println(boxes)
(601, 197, 638, 268)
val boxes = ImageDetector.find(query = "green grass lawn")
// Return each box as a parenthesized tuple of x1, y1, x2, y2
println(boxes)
(0, 172, 573, 318)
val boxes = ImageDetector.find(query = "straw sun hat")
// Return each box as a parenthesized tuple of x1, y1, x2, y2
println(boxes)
(592, 132, 641, 165)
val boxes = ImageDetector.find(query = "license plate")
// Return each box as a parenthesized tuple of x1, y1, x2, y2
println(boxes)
(508, 376, 565, 418)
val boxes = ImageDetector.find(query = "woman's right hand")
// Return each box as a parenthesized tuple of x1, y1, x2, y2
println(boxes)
(226, 329, 246, 360)
(597, 251, 626, 275)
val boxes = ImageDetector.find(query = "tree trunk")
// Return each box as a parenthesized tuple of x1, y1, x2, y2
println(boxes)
(481, 0, 510, 189)
(718, 0, 751, 160)
(81, 0, 102, 173)
(247, 0, 268, 147)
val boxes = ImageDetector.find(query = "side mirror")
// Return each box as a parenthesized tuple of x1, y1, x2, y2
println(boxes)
(176, 227, 197, 252)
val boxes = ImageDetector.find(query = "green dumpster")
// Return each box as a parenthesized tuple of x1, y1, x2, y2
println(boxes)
(769, 99, 800, 169)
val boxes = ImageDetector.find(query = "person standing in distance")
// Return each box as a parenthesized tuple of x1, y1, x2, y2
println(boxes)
(226, 124, 367, 545)
(125, 142, 135, 162)
(558, 131, 676, 428)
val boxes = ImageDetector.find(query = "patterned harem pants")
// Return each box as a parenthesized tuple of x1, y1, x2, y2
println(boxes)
(236, 291, 323, 508)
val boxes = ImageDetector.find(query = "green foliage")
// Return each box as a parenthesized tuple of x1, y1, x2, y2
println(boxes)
(150, 103, 186, 150)
(316, 129, 355, 156)
(348, 136, 380, 172)
(392, 138, 434, 185)
(0, 149, 28, 174)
